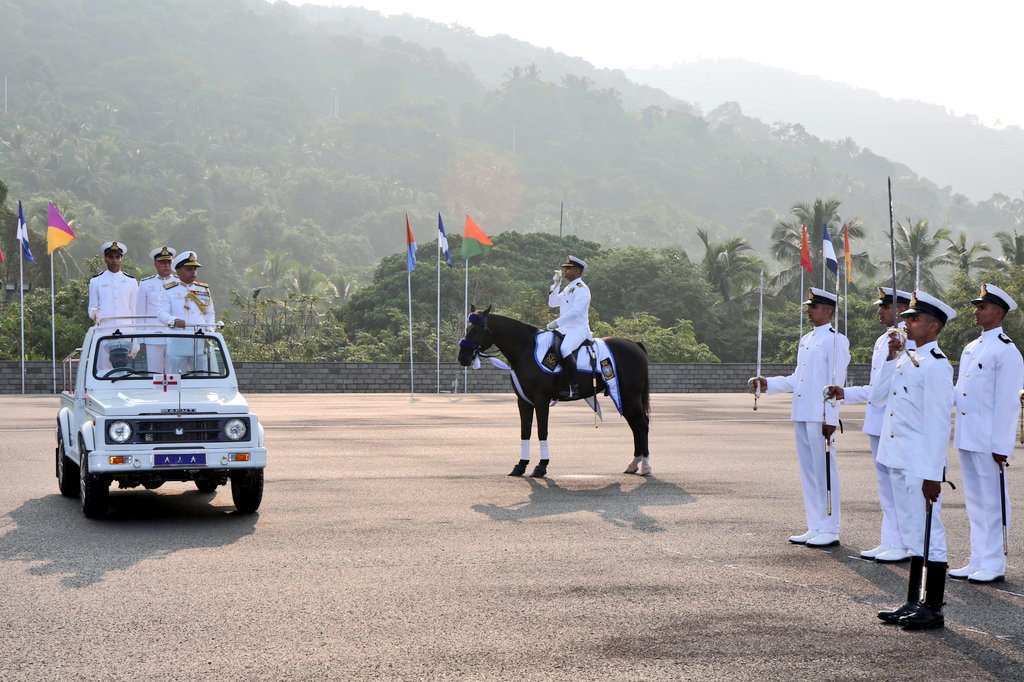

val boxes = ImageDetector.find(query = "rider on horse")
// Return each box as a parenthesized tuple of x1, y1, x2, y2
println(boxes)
(546, 255, 593, 399)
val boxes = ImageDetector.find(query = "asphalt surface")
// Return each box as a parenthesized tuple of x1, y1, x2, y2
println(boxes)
(1, 392, 1022, 681)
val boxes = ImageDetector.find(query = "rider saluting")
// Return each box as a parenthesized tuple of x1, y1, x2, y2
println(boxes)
(546, 255, 592, 399)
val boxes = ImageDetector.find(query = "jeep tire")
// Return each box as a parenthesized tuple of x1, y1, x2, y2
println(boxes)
(230, 469, 263, 513)
(56, 431, 79, 497)
(79, 440, 109, 518)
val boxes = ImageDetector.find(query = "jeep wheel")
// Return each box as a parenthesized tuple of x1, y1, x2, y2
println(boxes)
(56, 433, 80, 497)
(79, 443, 109, 518)
(230, 469, 263, 513)
(195, 480, 218, 494)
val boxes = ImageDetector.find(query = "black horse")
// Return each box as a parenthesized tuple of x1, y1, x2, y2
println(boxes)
(458, 307, 651, 478)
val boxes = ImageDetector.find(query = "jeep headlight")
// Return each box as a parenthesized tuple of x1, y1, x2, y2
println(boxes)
(108, 421, 132, 443)
(224, 418, 248, 441)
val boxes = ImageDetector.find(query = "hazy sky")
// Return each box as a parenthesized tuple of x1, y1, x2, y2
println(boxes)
(286, 0, 1023, 129)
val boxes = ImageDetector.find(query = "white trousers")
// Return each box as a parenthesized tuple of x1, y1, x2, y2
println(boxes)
(559, 328, 591, 358)
(868, 435, 904, 549)
(144, 344, 168, 375)
(890, 468, 946, 561)
(793, 421, 840, 534)
(958, 449, 1010, 573)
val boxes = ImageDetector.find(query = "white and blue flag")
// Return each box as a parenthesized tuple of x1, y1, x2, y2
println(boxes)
(438, 213, 452, 267)
(17, 200, 35, 264)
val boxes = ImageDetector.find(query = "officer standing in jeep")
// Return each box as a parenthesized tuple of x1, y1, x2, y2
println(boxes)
(157, 250, 216, 374)
(546, 255, 592, 398)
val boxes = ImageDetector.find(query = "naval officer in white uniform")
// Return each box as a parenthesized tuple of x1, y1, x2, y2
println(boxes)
(950, 283, 1024, 584)
(157, 250, 216, 374)
(87, 241, 138, 324)
(830, 287, 915, 563)
(546, 255, 593, 399)
(750, 287, 850, 547)
(134, 246, 178, 374)
(871, 291, 956, 630)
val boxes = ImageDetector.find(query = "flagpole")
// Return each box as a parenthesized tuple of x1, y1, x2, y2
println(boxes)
(19, 231, 25, 395)
(51, 254, 56, 393)
(436, 234, 440, 394)
(799, 269, 804, 338)
(408, 269, 414, 397)
(463, 257, 469, 393)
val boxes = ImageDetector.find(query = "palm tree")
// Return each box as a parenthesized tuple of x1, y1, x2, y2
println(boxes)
(770, 198, 870, 299)
(696, 227, 763, 303)
(943, 231, 999, 277)
(881, 218, 951, 293)
(993, 230, 1024, 269)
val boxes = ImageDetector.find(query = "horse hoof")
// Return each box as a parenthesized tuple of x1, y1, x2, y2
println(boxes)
(624, 456, 643, 474)
(509, 460, 528, 477)
(529, 464, 548, 478)
(640, 461, 652, 476)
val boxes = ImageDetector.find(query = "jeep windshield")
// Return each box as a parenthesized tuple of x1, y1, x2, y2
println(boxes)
(92, 333, 230, 381)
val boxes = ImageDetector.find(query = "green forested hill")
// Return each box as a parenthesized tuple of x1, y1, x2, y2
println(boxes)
(1, 0, 1021, 365)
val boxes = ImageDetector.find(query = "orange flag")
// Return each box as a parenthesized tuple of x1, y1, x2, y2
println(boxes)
(799, 224, 812, 272)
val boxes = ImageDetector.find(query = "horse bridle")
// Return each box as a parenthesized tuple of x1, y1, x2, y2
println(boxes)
(459, 313, 498, 362)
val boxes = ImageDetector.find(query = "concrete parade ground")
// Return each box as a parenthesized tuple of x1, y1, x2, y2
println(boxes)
(1, 392, 1023, 681)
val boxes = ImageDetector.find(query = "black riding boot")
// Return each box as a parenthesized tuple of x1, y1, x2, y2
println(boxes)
(878, 555, 924, 624)
(558, 353, 578, 399)
(900, 562, 947, 630)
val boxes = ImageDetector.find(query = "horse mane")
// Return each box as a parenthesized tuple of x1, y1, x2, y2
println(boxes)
(485, 313, 539, 344)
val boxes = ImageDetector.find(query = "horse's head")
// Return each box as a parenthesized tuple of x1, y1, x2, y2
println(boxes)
(458, 305, 493, 367)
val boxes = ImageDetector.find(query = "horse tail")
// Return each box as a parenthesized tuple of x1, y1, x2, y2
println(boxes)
(637, 341, 650, 417)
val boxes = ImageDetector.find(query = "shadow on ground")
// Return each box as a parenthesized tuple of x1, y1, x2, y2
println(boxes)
(472, 475, 694, 533)
(0, 490, 258, 588)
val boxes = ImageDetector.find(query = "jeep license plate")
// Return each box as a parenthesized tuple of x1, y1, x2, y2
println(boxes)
(154, 454, 207, 467)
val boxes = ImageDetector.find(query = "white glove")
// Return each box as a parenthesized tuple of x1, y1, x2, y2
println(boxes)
(546, 321, 558, 331)
(550, 271, 561, 292)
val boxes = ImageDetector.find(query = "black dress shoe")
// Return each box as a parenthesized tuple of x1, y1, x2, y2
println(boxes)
(508, 460, 528, 477)
(558, 385, 579, 400)
(878, 602, 919, 624)
(899, 605, 944, 630)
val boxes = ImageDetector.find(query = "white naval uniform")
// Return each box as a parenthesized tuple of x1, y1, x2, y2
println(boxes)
(953, 326, 1024, 574)
(765, 323, 850, 535)
(547, 277, 593, 356)
(873, 340, 953, 561)
(841, 323, 913, 551)
(135, 273, 180, 374)
(157, 280, 216, 374)
(88, 269, 138, 324)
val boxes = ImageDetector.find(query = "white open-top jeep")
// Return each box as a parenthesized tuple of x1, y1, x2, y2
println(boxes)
(56, 317, 267, 517)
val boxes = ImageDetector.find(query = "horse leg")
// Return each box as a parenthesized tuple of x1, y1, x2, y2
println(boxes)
(530, 402, 550, 478)
(623, 402, 651, 475)
(510, 397, 533, 476)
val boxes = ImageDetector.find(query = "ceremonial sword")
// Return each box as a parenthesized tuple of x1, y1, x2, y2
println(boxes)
(1000, 460, 1009, 555)
(888, 177, 918, 367)
(921, 498, 933, 603)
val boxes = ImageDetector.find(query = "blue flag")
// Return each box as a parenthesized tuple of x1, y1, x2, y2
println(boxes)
(822, 222, 837, 275)
(437, 213, 452, 267)
(17, 201, 35, 264)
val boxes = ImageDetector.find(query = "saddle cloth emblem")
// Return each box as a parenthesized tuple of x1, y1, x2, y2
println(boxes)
(601, 358, 615, 380)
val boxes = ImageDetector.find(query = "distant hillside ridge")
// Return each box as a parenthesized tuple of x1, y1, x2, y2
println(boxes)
(626, 59, 1024, 201)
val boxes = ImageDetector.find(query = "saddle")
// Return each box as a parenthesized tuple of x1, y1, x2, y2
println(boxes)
(541, 331, 595, 372)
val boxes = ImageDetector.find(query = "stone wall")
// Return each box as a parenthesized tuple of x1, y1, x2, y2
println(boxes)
(2, 361, 873, 394)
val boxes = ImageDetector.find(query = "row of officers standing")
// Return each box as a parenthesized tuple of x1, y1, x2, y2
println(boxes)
(750, 284, 1022, 631)
(86, 242, 215, 373)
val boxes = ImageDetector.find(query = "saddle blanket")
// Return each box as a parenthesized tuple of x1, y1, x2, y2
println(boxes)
(533, 332, 622, 414)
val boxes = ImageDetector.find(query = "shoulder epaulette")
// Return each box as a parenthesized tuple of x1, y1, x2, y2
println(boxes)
(164, 281, 180, 289)
(999, 332, 1013, 344)
(576, 282, 584, 288)
(194, 281, 209, 288)
(829, 326, 835, 333)
(141, 275, 155, 281)
(931, 348, 946, 359)
(91, 272, 103, 278)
